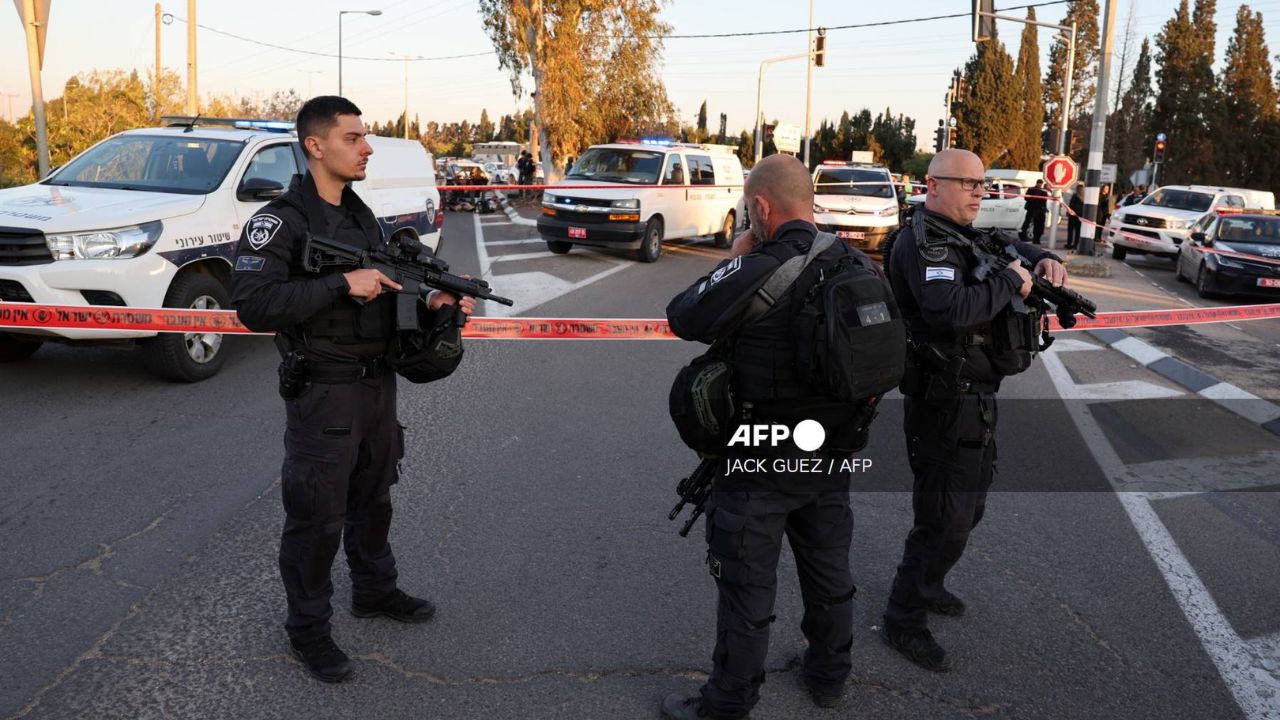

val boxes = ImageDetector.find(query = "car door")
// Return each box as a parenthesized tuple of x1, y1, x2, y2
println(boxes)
(655, 152, 690, 239)
(684, 153, 718, 235)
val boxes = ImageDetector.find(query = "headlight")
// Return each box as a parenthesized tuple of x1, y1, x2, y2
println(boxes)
(610, 198, 639, 209)
(45, 221, 163, 260)
(1215, 254, 1243, 269)
(814, 204, 832, 213)
(1167, 219, 1188, 230)
(876, 206, 898, 217)
(542, 192, 558, 205)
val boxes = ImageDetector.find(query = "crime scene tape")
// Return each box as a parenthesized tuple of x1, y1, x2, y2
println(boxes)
(3, 302, 1278, 338)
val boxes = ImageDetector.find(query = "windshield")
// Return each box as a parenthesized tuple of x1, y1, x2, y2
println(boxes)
(813, 168, 894, 198)
(566, 148, 664, 184)
(1142, 189, 1213, 212)
(44, 134, 242, 195)
(1216, 217, 1280, 246)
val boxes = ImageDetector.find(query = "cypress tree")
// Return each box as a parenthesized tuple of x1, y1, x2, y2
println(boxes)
(957, 28, 1020, 167)
(1217, 5, 1276, 187)
(1010, 8, 1044, 169)
(1043, 0, 1101, 153)
(1152, 0, 1218, 183)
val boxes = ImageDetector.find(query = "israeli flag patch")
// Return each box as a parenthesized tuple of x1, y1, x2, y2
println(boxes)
(925, 266, 956, 282)
(246, 214, 282, 250)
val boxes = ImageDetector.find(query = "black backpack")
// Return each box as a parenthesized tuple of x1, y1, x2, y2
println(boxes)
(792, 244, 906, 402)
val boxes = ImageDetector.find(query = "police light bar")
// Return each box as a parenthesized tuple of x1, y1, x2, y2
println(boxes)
(1215, 207, 1246, 215)
(233, 120, 296, 132)
(160, 115, 296, 133)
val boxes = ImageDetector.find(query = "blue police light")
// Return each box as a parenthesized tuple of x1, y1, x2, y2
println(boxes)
(639, 136, 674, 146)
(233, 120, 297, 132)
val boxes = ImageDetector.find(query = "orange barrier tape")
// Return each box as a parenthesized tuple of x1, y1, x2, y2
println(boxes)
(3, 302, 1279, 338)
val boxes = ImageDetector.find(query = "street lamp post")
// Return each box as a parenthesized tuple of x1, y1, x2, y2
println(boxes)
(338, 9, 382, 96)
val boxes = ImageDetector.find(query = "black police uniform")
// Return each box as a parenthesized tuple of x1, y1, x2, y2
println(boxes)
(882, 207, 1054, 641)
(231, 172, 408, 645)
(1020, 186, 1051, 244)
(666, 220, 877, 718)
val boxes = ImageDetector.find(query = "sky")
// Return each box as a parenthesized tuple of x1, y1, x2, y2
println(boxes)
(4, 0, 1280, 150)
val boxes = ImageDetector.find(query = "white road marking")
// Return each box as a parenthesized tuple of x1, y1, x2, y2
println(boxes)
(1111, 336, 1171, 366)
(484, 238, 544, 247)
(1045, 339, 1280, 720)
(1041, 343, 1183, 401)
(490, 250, 562, 263)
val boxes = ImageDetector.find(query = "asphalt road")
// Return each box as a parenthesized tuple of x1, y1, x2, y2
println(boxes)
(1, 207, 1276, 720)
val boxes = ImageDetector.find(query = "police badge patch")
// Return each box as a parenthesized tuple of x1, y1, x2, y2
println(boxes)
(246, 214, 282, 250)
(919, 243, 949, 262)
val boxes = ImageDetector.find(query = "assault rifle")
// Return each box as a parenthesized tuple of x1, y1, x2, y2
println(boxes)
(920, 214, 1097, 329)
(668, 457, 717, 537)
(303, 233, 513, 333)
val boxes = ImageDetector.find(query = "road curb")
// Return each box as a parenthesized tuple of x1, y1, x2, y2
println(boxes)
(495, 192, 538, 227)
(1086, 328, 1280, 436)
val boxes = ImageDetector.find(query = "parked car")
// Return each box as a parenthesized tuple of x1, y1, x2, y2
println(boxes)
(1108, 185, 1276, 261)
(1175, 209, 1280, 298)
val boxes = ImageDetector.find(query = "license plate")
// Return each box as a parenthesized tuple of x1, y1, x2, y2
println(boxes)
(836, 230, 865, 240)
(568, 226, 587, 239)
(1258, 277, 1280, 288)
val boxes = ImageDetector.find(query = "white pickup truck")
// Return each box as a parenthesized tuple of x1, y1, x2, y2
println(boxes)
(0, 117, 441, 380)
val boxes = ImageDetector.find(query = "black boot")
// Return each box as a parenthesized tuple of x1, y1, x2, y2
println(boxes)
(926, 588, 967, 617)
(661, 694, 725, 719)
(801, 676, 845, 709)
(351, 589, 437, 623)
(290, 635, 353, 683)
(879, 624, 951, 672)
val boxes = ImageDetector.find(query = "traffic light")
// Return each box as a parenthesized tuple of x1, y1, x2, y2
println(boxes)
(934, 126, 945, 152)
(813, 27, 827, 67)
(948, 127, 958, 148)
(1154, 137, 1167, 162)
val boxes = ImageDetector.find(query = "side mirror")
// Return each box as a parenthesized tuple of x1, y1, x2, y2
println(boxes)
(1190, 231, 1207, 245)
(237, 177, 285, 202)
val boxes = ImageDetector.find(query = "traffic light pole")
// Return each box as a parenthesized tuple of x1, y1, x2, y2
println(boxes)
(754, 52, 809, 164)
(1077, 0, 1116, 257)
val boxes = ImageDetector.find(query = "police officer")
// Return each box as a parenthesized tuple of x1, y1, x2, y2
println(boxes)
(662, 155, 886, 718)
(1020, 179, 1051, 244)
(231, 96, 474, 683)
(879, 149, 1067, 671)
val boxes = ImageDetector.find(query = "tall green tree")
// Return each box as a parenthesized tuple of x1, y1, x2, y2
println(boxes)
(1217, 5, 1276, 186)
(479, 0, 675, 181)
(476, 108, 496, 143)
(1151, 0, 1219, 183)
(1010, 8, 1044, 169)
(957, 29, 1020, 167)
(1043, 0, 1100, 153)
(696, 100, 708, 141)
(1108, 37, 1154, 188)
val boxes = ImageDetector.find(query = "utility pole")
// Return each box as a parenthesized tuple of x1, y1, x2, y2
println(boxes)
(1077, 0, 1116, 257)
(754, 52, 808, 164)
(2, 93, 17, 123)
(388, 52, 419, 139)
(186, 0, 198, 115)
(297, 70, 322, 98)
(802, 0, 814, 168)
(154, 3, 162, 119)
(18, 0, 50, 177)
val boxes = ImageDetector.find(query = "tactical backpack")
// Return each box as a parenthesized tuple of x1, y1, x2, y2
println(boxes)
(791, 245, 907, 402)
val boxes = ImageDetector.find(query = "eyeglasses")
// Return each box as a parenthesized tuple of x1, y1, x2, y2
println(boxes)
(931, 176, 985, 192)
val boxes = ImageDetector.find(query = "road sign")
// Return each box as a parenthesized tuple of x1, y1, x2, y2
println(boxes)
(773, 123, 801, 154)
(1100, 163, 1117, 184)
(1042, 155, 1078, 190)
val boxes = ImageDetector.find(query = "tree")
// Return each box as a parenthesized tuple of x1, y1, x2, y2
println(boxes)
(478, 0, 675, 182)
(1108, 37, 1154, 188)
(696, 100, 708, 142)
(477, 108, 496, 143)
(1009, 8, 1044, 169)
(1151, 0, 1219, 183)
(1043, 0, 1100, 152)
(1217, 5, 1276, 186)
(957, 29, 1020, 167)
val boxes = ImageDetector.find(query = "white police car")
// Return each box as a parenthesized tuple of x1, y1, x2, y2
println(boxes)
(0, 116, 441, 380)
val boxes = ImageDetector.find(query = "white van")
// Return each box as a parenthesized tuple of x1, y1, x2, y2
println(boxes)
(536, 141, 745, 262)
(1107, 184, 1277, 260)
(0, 117, 441, 380)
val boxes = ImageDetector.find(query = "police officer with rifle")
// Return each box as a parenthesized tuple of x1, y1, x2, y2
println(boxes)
(662, 155, 901, 718)
(878, 149, 1085, 673)
(231, 96, 482, 683)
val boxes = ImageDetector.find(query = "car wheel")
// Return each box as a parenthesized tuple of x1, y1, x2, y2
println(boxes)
(0, 334, 42, 362)
(1196, 264, 1217, 299)
(1175, 260, 1189, 283)
(712, 212, 735, 249)
(546, 240, 572, 254)
(142, 272, 231, 382)
(1111, 245, 1127, 260)
(637, 217, 663, 263)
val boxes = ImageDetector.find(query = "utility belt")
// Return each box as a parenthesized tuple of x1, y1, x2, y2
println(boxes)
(277, 352, 389, 400)
(899, 343, 998, 402)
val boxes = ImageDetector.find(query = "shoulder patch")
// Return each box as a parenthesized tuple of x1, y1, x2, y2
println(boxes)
(925, 266, 956, 282)
(919, 243, 949, 262)
(234, 255, 266, 272)
(246, 214, 283, 251)
(708, 257, 742, 287)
